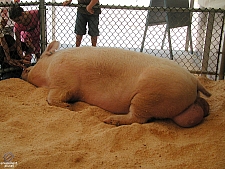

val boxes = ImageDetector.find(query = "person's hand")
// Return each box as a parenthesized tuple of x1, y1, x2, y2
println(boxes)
(86, 5, 94, 14)
(63, 0, 72, 6)
(0, 18, 7, 28)
(15, 60, 26, 69)
(22, 55, 32, 65)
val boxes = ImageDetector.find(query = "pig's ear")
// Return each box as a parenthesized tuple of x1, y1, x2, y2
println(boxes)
(47, 40, 60, 51)
(43, 41, 60, 56)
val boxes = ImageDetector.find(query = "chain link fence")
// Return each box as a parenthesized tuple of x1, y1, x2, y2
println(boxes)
(0, 2, 225, 80)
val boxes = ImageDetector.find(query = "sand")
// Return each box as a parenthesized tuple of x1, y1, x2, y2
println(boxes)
(0, 77, 224, 169)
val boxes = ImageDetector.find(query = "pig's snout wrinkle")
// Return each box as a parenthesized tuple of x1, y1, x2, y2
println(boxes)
(21, 68, 31, 80)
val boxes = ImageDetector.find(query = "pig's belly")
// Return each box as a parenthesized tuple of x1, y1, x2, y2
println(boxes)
(96, 100, 130, 114)
(80, 91, 133, 114)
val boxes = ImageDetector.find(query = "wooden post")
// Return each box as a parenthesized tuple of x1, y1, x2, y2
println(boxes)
(219, 31, 225, 80)
(201, 11, 215, 75)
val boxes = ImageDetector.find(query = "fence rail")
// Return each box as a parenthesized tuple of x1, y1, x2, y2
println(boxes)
(0, 2, 225, 80)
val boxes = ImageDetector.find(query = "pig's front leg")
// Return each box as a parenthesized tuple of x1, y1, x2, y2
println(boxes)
(47, 88, 74, 110)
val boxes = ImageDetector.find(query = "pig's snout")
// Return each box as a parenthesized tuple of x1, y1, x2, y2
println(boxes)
(21, 66, 33, 81)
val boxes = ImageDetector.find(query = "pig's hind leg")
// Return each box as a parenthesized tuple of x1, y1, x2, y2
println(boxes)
(172, 97, 209, 128)
(47, 88, 75, 110)
(103, 106, 149, 126)
(104, 97, 150, 126)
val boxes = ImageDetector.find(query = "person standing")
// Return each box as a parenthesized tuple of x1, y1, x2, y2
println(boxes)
(63, 0, 101, 47)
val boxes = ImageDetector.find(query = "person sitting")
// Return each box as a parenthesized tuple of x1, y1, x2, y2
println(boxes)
(0, 0, 14, 37)
(0, 34, 33, 80)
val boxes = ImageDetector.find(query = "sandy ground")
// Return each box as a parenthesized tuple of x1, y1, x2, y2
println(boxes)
(0, 77, 224, 169)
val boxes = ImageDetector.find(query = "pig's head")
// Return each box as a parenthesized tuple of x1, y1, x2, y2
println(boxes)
(21, 40, 60, 87)
(21, 66, 33, 81)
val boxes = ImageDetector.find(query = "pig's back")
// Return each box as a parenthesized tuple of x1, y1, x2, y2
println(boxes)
(51, 46, 194, 88)
(54, 46, 175, 74)
(51, 46, 194, 93)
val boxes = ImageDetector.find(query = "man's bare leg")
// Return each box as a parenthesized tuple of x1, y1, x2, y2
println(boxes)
(91, 36, 97, 47)
(76, 35, 83, 47)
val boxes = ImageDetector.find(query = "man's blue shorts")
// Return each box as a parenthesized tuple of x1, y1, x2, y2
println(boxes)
(75, 11, 100, 36)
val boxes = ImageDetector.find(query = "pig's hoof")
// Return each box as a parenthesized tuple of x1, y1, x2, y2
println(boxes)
(104, 114, 148, 126)
(104, 117, 121, 126)
(47, 100, 73, 111)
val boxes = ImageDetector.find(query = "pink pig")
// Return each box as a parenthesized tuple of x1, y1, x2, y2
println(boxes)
(22, 41, 211, 128)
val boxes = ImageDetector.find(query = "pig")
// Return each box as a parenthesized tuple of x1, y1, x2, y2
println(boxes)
(22, 41, 211, 128)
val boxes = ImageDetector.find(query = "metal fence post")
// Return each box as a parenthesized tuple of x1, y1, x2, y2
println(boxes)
(39, 0, 46, 53)
(219, 31, 225, 80)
